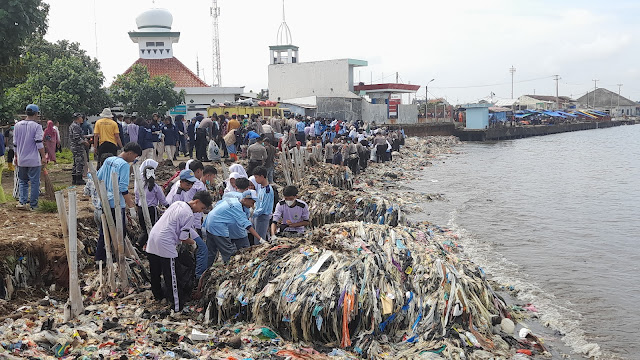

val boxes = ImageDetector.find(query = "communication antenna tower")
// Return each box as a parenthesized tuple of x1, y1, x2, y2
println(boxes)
(210, 0, 222, 87)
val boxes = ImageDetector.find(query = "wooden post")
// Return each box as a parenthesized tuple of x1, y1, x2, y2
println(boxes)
(279, 151, 291, 186)
(111, 172, 129, 289)
(101, 213, 116, 292)
(55, 191, 70, 261)
(219, 158, 229, 180)
(133, 163, 152, 237)
(86, 160, 119, 261)
(67, 191, 84, 317)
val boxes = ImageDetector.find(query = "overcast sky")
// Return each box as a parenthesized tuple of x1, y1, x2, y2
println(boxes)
(44, 0, 640, 104)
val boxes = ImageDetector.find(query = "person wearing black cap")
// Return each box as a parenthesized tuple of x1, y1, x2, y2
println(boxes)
(69, 113, 89, 185)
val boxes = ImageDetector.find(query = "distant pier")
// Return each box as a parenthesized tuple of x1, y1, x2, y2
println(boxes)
(386, 120, 638, 141)
(454, 120, 638, 141)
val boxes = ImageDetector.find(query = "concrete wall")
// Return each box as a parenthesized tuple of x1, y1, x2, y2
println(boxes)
(397, 104, 418, 124)
(316, 97, 362, 122)
(362, 101, 387, 124)
(283, 104, 315, 118)
(268, 59, 353, 101)
(386, 123, 456, 137)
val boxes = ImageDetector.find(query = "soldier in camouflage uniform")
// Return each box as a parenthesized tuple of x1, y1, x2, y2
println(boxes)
(69, 113, 89, 185)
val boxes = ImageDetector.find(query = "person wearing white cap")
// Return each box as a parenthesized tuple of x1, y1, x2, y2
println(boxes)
(203, 189, 264, 265)
(93, 108, 122, 169)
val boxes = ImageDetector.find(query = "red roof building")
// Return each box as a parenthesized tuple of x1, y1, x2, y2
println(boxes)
(124, 57, 209, 88)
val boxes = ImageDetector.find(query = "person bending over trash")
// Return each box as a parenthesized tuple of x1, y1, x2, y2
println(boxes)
(204, 190, 265, 266)
(146, 190, 212, 312)
(250, 166, 274, 242)
(165, 169, 196, 203)
(95, 142, 142, 262)
(178, 161, 217, 279)
(212, 177, 252, 253)
(271, 185, 310, 240)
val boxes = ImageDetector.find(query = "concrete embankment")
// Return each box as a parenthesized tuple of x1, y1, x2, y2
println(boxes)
(386, 120, 639, 141)
(456, 120, 638, 141)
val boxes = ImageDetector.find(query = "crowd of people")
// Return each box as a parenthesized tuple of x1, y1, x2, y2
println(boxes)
(4, 102, 407, 312)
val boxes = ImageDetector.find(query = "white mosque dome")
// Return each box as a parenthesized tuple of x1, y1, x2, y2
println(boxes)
(135, 8, 173, 32)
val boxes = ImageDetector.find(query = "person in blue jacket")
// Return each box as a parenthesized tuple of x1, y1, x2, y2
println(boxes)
(162, 116, 179, 162)
(175, 115, 186, 158)
(137, 118, 155, 162)
(187, 119, 196, 159)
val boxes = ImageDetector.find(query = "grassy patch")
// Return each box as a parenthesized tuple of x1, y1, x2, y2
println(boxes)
(53, 148, 93, 165)
(56, 148, 74, 165)
(37, 199, 59, 213)
(54, 185, 67, 192)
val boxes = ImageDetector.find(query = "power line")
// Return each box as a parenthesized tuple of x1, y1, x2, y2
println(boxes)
(431, 75, 554, 89)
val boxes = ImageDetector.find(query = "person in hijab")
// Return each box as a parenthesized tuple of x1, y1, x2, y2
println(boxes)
(229, 163, 248, 179)
(43, 120, 59, 164)
(135, 159, 169, 249)
(224, 172, 244, 194)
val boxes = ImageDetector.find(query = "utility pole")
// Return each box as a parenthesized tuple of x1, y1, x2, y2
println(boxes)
(396, 72, 399, 83)
(210, 0, 222, 87)
(617, 84, 623, 108)
(509, 66, 516, 99)
(592, 79, 599, 109)
(426, 78, 434, 118)
(553, 75, 561, 109)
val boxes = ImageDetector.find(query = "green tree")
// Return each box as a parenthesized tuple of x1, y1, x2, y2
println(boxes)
(110, 64, 185, 119)
(0, 0, 49, 66)
(0, 0, 49, 122)
(5, 44, 110, 123)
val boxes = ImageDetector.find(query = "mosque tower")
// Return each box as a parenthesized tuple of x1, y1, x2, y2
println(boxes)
(125, 8, 208, 87)
(269, 0, 299, 65)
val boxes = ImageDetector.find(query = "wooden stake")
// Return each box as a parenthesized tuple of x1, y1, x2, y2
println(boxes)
(67, 191, 84, 317)
(111, 172, 129, 289)
(86, 159, 120, 262)
(133, 163, 152, 237)
(101, 213, 116, 292)
(55, 191, 70, 261)
(219, 158, 229, 180)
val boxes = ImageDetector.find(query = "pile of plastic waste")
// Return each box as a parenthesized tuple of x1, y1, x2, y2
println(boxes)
(200, 221, 550, 359)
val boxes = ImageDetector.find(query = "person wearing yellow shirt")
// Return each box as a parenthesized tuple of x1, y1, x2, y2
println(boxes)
(93, 108, 122, 169)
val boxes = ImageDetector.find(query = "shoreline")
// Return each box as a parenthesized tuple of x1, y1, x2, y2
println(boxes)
(386, 119, 638, 141)
(404, 140, 614, 359)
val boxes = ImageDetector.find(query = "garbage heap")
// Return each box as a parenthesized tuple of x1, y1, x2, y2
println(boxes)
(201, 221, 535, 359)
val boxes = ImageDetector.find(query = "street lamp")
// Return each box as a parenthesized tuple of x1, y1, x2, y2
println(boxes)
(426, 78, 434, 118)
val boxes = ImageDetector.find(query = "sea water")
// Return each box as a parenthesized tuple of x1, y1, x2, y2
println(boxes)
(413, 124, 640, 359)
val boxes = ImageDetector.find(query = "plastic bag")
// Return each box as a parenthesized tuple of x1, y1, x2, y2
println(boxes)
(208, 140, 221, 161)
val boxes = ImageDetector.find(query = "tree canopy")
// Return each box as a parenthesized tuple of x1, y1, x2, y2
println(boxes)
(110, 64, 185, 119)
(0, 0, 49, 67)
(3, 39, 110, 123)
(0, 0, 50, 122)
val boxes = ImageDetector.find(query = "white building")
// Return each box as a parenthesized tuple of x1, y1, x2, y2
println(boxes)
(577, 88, 639, 117)
(124, 8, 243, 119)
(268, 58, 368, 102)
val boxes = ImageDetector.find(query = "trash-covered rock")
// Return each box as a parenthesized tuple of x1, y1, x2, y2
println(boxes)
(199, 221, 527, 358)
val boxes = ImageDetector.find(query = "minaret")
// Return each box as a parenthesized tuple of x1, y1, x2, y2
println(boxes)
(128, 8, 180, 59)
(269, 0, 299, 65)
